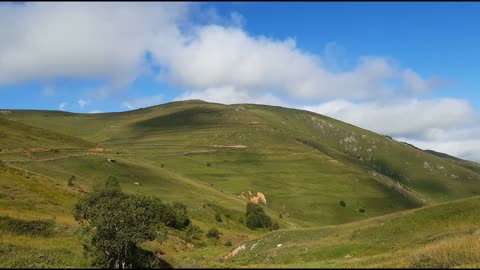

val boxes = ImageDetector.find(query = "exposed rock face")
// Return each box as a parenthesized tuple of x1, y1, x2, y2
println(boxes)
(240, 191, 267, 205)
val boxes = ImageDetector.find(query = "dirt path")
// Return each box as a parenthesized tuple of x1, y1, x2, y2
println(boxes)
(0, 153, 99, 163)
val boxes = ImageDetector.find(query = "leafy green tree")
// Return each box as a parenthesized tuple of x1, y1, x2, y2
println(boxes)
(172, 202, 190, 229)
(245, 202, 273, 230)
(246, 202, 264, 217)
(73, 177, 172, 268)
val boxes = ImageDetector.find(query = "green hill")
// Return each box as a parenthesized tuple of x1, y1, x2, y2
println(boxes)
(1, 100, 480, 268)
(223, 196, 480, 268)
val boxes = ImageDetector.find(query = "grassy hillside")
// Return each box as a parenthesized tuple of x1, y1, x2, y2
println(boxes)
(1, 100, 480, 268)
(224, 196, 480, 268)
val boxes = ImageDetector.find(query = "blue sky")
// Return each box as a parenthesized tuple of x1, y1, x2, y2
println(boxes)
(0, 2, 479, 160)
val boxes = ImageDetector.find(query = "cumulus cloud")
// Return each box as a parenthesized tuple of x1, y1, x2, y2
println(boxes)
(154, 25, 445, 102)
(0, 2, 189, 86)
(122, 95, 163, 110)
(302, 98, 476, 138)
(175, 86, 285, 106)
(58, 102, 68, 111)
(0, 2, 444, 102)
(302, 98, 480, 161)
(78, 99, 88, 108)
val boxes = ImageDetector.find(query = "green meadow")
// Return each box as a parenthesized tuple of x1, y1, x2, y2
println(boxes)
(1, 100, 480, 268)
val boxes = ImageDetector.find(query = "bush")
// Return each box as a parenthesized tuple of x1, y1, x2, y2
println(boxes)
(206, 228, 221, 239)
(185, 224, 202, 242)
(215, 212, 222, 222)
(68, 175, 76, 186)
(245, 202, 274, 230)
(225, 240, 233, 247)
(271, 222, 280, 231)
(339, 200, 346, 207)
(73, 177, 187, 268)
(279, 213, 283, 219)
(206, 162, 211, 167)
(246, 202, 264, 217)
(172, 202, 190, 229)
(359, 208, 366, 213)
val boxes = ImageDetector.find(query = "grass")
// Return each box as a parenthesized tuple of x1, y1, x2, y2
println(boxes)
(409, 234, 480, 268)
(224, 196, 480, 268)
(1, 100, 480, 268)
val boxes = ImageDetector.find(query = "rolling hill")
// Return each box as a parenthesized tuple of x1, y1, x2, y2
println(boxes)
(1, 100, 480, 268)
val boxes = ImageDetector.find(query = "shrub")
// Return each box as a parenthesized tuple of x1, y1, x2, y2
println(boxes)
(246, 202, 264, 217)
(185, 224, 202, 242)
(215, 212, 222, 222)
(245, 202, 274, 230)
(73, 177, 184, 268)
(206, 228, 221, 239)
(359, 208, 366, 213)
(206, 162, 211, 167)
(279, 213, 283, 219)
(225, 240, 233, 247)
(339, 200, 346, 207)
(68, 175, 76, 186)
(271, 222, 280, 231)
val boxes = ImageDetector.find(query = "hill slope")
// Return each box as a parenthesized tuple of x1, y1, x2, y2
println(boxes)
(1, 100, 480, 268)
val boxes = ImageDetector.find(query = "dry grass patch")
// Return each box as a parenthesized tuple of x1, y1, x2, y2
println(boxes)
(410, 234, 480, 268)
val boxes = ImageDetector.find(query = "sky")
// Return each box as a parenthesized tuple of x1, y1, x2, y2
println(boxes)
(0, 2, 479, 161)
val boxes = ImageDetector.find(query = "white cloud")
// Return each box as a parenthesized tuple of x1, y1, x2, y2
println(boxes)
(58, 102, 68, 111)
(78, 99, 88, 108)
(175, 85, 285, 106)
(301, 98, 480, 161)
(0, 2, 445, 102)
(154, 25, 445, 102)
(121, 95, 163, 110)
(0, 2, 189, 86)
(399, 136, 480, 162)
(302, 98, 476, 138)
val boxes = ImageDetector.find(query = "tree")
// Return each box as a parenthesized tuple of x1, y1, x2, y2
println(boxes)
(245, 202, 273, 230)
(73, 177, 171, 269)
(172, 202, 190, 229)
(206, 227, 221, 239)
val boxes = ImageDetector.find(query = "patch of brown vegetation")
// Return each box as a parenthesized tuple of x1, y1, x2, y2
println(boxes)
(88, 147, 112, 152)
(223, 243, 246, 259)
(211, 145, 247, 149)
(0, 110, 12, 115)
(410, 234, 480, 268)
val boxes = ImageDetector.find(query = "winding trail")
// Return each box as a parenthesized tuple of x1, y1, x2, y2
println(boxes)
(0, 153, 99, 163)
